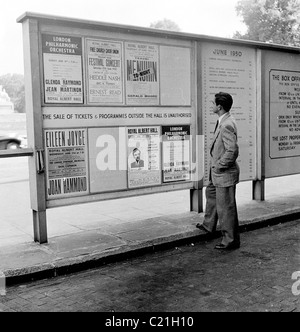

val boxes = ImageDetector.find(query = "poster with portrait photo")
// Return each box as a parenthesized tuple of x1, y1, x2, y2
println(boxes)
(127, 126, 161, 188)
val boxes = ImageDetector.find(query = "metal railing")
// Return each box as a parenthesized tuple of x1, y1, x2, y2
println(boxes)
(0, 149, 34, 159)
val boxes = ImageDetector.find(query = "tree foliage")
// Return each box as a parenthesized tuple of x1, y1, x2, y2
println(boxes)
(234, 0, 300, 46)
(149, 18, 181, 32)
(0, 74, 25, 113)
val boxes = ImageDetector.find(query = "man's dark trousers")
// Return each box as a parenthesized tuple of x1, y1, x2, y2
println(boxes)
(203, 181, 240, 246)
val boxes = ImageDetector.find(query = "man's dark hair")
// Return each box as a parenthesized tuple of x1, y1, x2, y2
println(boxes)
(215, 92, 233, 112)
(133, 148, 140, 154)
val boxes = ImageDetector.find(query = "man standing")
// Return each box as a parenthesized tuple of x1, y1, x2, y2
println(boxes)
(197, 92, 240, 250)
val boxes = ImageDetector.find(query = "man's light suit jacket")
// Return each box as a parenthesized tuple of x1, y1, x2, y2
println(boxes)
(210, 112, 240, 188)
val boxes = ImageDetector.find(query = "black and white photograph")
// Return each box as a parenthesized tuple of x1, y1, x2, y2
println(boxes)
(0, 0, 300, 316)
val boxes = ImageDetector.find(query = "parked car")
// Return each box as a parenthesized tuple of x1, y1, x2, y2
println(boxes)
(0, 135, 22, 150)
(18, 134, 28, 148)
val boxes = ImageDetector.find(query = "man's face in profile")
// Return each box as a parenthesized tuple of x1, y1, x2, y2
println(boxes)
(133, 150, 141, 162)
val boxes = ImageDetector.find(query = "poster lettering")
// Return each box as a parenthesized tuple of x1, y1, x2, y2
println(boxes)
(127, 126, 161, 188)
(202, 43, 256, 182)
(87, 39, 123, 104)
(162, 126, 191, 182)
(125, 43, 159, 105)
(45, 129, 89, 199)
(42, 34, 83, 104)
(270, 70, 300, 158)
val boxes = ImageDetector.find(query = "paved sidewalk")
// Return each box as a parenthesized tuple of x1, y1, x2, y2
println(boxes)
(0, 168, 300, 285)
(1, 220, 299, 312)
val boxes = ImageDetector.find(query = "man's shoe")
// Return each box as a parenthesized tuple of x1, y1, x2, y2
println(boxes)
(196, 223, 211, 234)
(214, 242, 240, 250)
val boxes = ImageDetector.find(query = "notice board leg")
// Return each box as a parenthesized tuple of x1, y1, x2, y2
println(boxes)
(190, 189, 203, 213)
(252, 180, 265, 201)
(33, 210, 48, 244)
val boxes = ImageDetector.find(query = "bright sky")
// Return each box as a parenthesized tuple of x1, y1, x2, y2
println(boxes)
(0, 0, 246, 75)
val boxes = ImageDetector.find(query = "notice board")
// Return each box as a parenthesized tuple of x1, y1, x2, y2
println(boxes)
(19, 12, 300, 244)
(263, 50, 300, 178)
(201, 42, 256, 184)
(19, 15, 195, 208)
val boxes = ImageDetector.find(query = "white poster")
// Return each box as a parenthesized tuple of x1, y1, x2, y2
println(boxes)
(202, 43, 256, 183)
(42, 34, 83, 104)
(42, 107, 193, 128)
(45, 129, 89, 200)
(127, 126, 161, 188)
(269, 70, 300, 159)
(160, 46, 191, 106)
(125, 42, 159, 105)
(88, 127, 127, 193)
(162, 126, 191, 183)
(87, 39, 123, 104)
